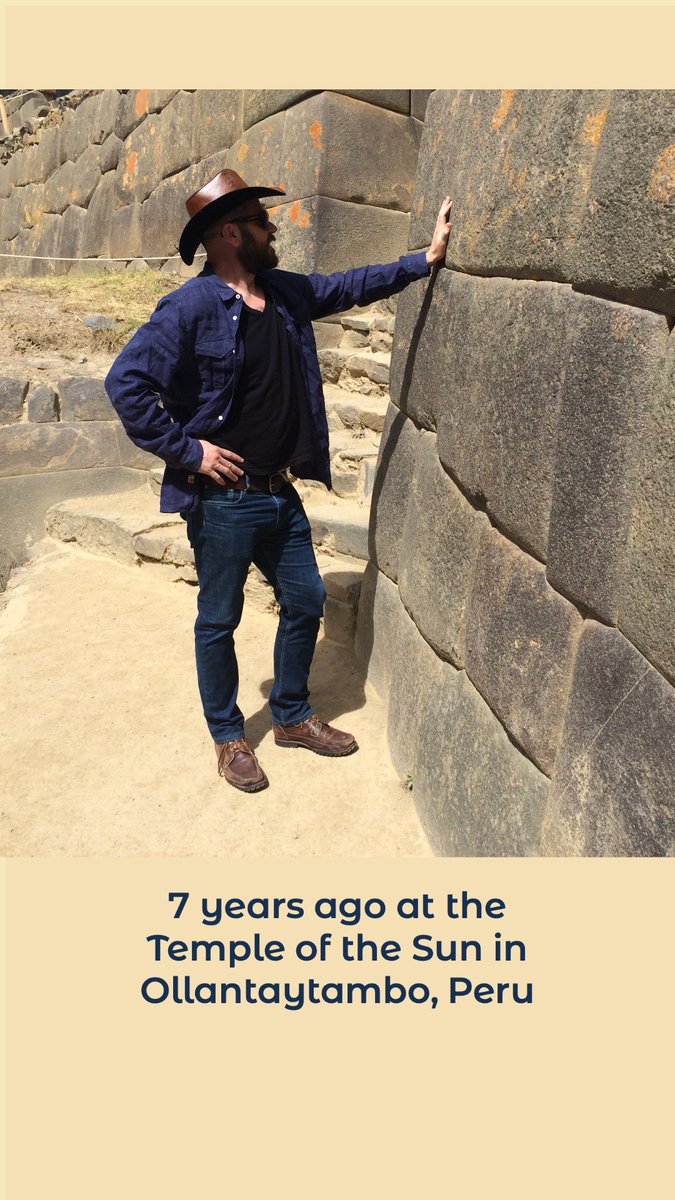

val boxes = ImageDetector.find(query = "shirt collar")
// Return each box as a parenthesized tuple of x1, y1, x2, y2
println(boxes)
(200, 262, 278, 306)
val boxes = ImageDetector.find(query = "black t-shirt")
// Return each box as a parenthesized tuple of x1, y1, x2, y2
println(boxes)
(213, 299, 314, 476)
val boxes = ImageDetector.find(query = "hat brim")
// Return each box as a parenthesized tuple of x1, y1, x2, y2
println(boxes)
(178, 185, 286, 265)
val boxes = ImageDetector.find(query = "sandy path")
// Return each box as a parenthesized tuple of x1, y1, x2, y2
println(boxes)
(0, 543, 429, 857)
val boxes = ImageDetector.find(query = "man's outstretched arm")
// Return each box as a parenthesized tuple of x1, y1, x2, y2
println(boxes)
(304, 195, 454, 318)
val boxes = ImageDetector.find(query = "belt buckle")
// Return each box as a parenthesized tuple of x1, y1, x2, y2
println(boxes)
(269, 471, 286, 494)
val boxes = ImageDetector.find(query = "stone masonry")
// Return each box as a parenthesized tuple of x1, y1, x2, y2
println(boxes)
(357, 89, 675, 857)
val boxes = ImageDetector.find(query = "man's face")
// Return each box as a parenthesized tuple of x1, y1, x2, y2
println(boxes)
(230, 203, 279, 272)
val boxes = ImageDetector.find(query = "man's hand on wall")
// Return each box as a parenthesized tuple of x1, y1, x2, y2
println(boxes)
(198, 440, 245, 484)
(426, 196, 453, 267)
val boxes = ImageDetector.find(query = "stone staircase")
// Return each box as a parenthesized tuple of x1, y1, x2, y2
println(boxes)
(44, 301, 394, 644)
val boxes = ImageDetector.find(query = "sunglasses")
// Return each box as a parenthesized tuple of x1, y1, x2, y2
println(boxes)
(229, 213, 273, 230)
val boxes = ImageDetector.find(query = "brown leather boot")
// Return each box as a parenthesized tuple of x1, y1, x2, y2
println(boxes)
(273, 715, 358, 757)
(214, 738, 268, 792)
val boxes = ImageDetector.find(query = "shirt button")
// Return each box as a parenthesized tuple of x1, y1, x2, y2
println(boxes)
(218, 415, 224, 421)
(233, 315, 238, 321)
(235, 294, 241, 300)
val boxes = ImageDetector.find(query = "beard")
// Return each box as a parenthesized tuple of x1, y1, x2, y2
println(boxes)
(237, 227, 279, 273)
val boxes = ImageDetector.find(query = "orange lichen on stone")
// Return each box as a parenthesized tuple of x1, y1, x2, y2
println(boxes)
(134, 89, 150, 118)
(237, 144, 249, 162)
(122, 150, 138, 190)
(581, 109, 608, 147)
(309, 120, 324, 151)
(492, 90, 516, 131)
(286, 160, 294, 169)
(288, 200, 311, 229)
(647, 144, 675, 204)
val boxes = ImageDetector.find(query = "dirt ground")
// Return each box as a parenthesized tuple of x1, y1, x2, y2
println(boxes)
(0, 270, 175, 380)
(0, 542, 430, 857)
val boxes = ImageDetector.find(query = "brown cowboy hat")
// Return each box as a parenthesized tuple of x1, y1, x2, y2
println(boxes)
(179, 169, 286, 265)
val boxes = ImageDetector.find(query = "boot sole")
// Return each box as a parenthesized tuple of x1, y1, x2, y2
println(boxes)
(274, 739, 358, 757)
(221, 774, 269, 792)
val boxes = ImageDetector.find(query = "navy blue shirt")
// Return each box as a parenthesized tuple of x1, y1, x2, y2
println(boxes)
(105, 251, 431, 513)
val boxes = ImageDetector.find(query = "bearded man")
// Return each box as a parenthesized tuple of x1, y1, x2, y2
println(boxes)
(106, 169, 453, 792)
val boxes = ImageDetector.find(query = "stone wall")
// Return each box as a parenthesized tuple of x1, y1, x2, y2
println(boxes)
(357, 90, 675, 857)
(0, 89, 430, 275)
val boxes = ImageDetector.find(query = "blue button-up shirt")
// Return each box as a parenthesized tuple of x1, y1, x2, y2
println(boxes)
(105, 251, 431, 513)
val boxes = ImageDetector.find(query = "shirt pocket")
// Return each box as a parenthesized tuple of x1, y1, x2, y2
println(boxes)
(194, 338, 231, 396)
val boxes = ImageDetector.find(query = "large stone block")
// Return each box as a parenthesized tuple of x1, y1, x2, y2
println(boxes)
(30, 126, 62, 181)
(115, 91, 195, 205)
(354, 562, 404, 701)
(389, 269, 446, 431)
(29, 213, 62, 275)
(80, 171, 116, 258)
(224, 113, 286, 193)
(368, 404, 421, 583)
(541, 623, 675, 856)
(44, 160, 76, 215)
(115, 90, 153, 141)
(243, 90, 315, 129)
(0, 162, 11, 200)
(388, 605, 549, 855)
(399, 430, 488, 668)
(55, 206, 87, 271)
(60, 94, 100, 162)
(91, 134, 123, 176)
(26, 385, 57, 423)
(392, 271, 578, 560)
(68, 149, 102, 210)
(110, 205, 143, 261)
(619, 333, 675, 683)
(409, 89, 612, 280)
(270, 195, 409, 275)
(279, 92, 421, 212)
(0, 422, 121, 476)
(191, 90, 243, 160)
(140, 168, 193, 260)
(9, 144, 38, 188)
(547, 293, 670, 622)
(91, 90, 121, 145)
(571, 91, 675, 316)
(59, 377, 113, 421)
(411, 91, 433, 120)
(0, 189, 25, 240)
(0, 378, 28, 424)
(18, 183, 47, 230)
(465, 528, 583, 775)
(337, 91, 410, 114)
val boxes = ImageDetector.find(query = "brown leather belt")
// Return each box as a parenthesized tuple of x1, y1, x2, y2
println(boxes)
(228, 470, 290, 494)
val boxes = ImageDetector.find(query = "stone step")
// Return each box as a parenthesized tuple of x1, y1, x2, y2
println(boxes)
(44, 487, 369, 641)
(323, 383, 389, 434)
(305, 497, 370, 562)
(318, 347, 390, 395)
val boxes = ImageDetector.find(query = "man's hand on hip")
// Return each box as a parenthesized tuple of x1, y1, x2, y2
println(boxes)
(426, 196, 453, 267)
(198, 440, 245, 484)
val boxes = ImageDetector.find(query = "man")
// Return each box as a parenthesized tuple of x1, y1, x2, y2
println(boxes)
(106, 169, 453, 793)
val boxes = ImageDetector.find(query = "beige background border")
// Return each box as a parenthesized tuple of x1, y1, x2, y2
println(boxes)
(4, 857, 675, 1196)
(3, 6, 675, 86)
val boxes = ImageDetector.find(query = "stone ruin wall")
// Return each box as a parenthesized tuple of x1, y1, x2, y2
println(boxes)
(0, 88, 429, 586)
(356, 90, 675, 857)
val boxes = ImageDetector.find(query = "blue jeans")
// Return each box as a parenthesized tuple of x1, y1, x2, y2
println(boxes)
(185, 482, 326, 742)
